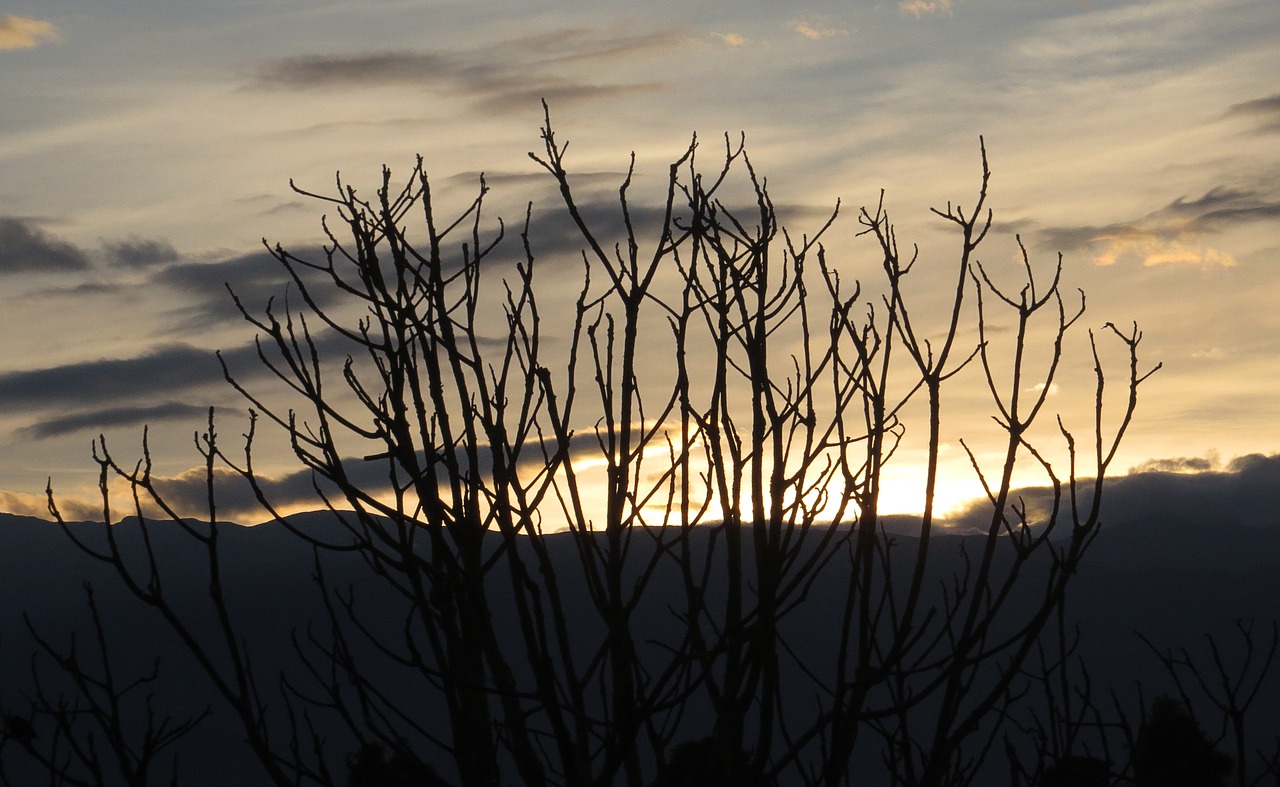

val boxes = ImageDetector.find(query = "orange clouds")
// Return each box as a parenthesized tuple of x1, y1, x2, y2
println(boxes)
(711, 32, 749, 47)
(787, 18, 849, 40)
(899, 0, 953, 19)
(0, 15, 60, 50)
(1090, 228, 1237, 269)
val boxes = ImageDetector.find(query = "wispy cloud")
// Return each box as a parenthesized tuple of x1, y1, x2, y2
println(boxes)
(0, 344, 229, 411)
(1226, 93, 1280, 133)
(22, 402, 210, 439)
(255, 51, 456, 88)
(786, 18, 849, 40)
(0, 15, 60, 51)
(151, 247, 321, 326)
(1036, 183, 1280, 268)
(711, 32, 749, 47)
(1161, 186, 1280, 228)
(252, 27, 679, 116)
(1092, 231, 1236, 268)
(144, 430, 607, 522)
(0, 217, 91, 274)
(899, 0, 953, 20)
(101, 236, 180, 268)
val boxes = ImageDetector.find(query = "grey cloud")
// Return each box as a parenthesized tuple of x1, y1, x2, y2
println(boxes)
(444, 169, 628, 188)
(1034, 181, 1280, 254)
(149, 463, 378, 523)
(520, 186, 838, 264)
(234, 192, 308, 216)
(262, 200, 308, 216)
(1161, 186, 1280, 231)
(944, 453, 1280, 552)
(1162, 186, 1253, 215)
(255, 51, 462, 88)
(471, 82, 664, 116)
(1128, 455, 1214, 474)
(1034, 221, 1169, 253)
(1226, 93, 1280, 133)
(152, 248, 303, 326)
(524, 193, 675, 260)
(101, 236, 180, 268)
(0, 344, 229, 412)
(274, 118, 427, 139)
(0, 330, 359, 441)
(250, 27, 680, 116)
(31, 280, 123, 298)
(22, 402, 210, 439)
(0, 217, 91, 274)
(150, 429, 605, 522)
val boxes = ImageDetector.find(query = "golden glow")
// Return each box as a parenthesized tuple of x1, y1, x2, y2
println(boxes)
(0, 15, 60, 50)
(898, 0, 953, 20)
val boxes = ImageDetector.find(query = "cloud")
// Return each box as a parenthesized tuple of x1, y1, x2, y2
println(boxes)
(523, 193, 685, 262)
(0, 489, 99, 522)
(527, 28, 674, 65)
(1035, 183, 1280, 268)
(1092, 232, 1236, 268)
(899, 0, 953, 20)
(101, 236, 180, 268)
(443, 169, 627, 188)
(711, 32, 749, 47)
(149, 465, 336, 522)
(251, 27, 679, 116)
(1225, 93, 1280, 134)
(787, 18, 849, 40)
(255, 51, 457, 88)
(470, 81, 662, 116)
(1161, 186, 1280, 229)
(0, 344, 228, 412)
(1128, 455, 1215, 474)
(150, 247, 316, 326)
(0, 15, 60, 50)
(145, 430, 606, 522)
(0, 217, 91, 274)
(944, 452, 1280, 547)
(22, 402, 210, 439)
(0, 328, 362, 447)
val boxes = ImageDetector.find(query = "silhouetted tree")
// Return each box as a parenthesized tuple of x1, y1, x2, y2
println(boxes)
(35, 106, 1159, 786)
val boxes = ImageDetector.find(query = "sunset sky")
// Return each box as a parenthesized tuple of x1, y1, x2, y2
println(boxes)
(1, 0, 1277, 523)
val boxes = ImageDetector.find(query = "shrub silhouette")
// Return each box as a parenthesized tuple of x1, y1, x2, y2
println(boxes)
(1134, 697, 1232, 787)
(650, 737, 763, 787)
(1041, 755, 1109, 787)
(346, 743, 448, 787)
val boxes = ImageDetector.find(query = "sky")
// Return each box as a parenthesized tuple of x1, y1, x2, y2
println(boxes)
(1, 0, 1277, 524)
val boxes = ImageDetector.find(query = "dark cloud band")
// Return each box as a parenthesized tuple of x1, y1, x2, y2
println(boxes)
(0, 217, 91, 274)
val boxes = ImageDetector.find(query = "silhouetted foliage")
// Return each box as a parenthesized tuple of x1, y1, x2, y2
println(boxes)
(650, 737, 762, 787)
(346, 743, 448, 787)
(1134, 696, 1232, 787)
(1041, 754, 1109, 787)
